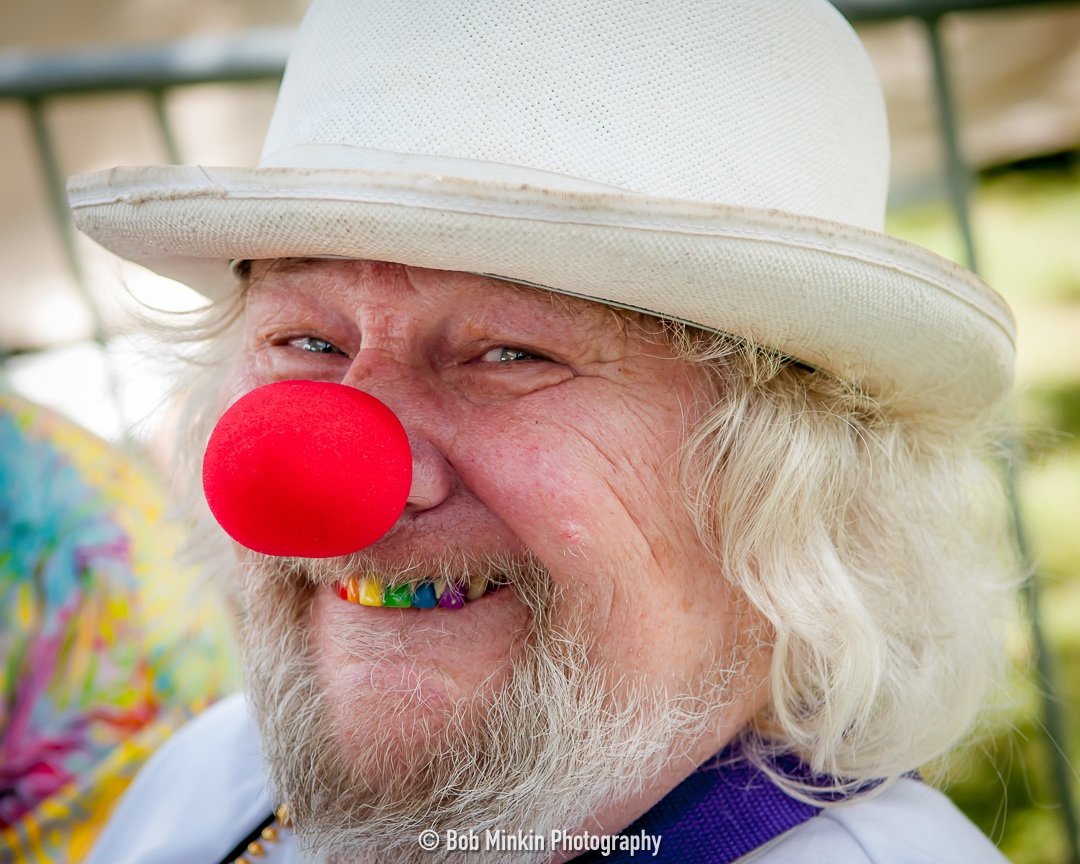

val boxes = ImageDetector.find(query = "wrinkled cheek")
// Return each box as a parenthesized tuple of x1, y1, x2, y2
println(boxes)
(468, 439, 642, 563)
(460, 437, 657, 640)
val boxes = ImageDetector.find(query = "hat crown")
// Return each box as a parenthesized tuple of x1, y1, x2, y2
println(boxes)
(261, 0, 890, 231)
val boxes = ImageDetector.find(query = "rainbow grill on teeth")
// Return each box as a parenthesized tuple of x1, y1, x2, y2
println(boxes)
(335, 575, 493, 609)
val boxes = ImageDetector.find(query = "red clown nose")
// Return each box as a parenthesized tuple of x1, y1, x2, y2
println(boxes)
(202, 380, 412, 558)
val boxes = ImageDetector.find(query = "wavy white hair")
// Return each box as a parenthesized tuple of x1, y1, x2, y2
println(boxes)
(663, 324, 1018, 799)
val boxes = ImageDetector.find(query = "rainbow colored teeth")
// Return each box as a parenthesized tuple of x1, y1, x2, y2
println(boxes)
(358, 576, 382, 606)
(412, 583, 438, 608)
(336, 575, 488, 609)
(466, 573, 487, 601)
(438, 581, 466, 609)
(383, 583, 412, 607)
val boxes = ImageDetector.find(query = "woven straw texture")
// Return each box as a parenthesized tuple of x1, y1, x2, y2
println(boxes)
(67, 0, 1015, 415)
(263, 0, 888, 229)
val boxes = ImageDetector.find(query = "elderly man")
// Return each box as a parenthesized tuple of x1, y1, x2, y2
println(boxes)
(70, 0, 1017, 861)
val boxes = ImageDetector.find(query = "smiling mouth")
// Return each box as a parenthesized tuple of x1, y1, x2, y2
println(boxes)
(334, 575, 501, 609)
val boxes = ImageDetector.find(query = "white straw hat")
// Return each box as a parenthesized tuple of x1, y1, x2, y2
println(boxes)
(68, 0, 1015, 415)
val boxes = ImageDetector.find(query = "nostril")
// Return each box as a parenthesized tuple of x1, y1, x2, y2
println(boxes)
(202, 380, 412, 557)
(404, 438, 454, 514)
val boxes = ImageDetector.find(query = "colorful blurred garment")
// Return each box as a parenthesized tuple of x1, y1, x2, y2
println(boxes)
(0, 393, 239, 863)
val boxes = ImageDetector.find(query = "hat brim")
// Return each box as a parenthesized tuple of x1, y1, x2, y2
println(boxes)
(68, 164, 1014, 415)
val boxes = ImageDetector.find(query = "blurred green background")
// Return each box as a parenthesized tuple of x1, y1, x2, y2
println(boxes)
(888, 153, 1080, 864)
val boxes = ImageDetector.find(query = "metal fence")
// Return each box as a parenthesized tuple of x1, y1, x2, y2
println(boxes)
(1, 2, 1077, 860)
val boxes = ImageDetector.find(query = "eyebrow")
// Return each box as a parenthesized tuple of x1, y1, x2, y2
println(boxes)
(246, 256, 659, 345)
(241, 256, 320, 281)
(472, 284, 674, 357)
(273, 256, 324, 275)
(496, 276, 659, 339)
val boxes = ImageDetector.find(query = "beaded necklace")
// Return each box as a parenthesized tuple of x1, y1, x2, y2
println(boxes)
(215, 804, 292, 864)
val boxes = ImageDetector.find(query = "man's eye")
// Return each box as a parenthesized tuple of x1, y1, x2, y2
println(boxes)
(288, 336, 347, 356)
(480, 347, 544, 363)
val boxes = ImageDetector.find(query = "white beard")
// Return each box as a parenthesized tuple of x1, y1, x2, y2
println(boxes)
(238, 552, 745, 864)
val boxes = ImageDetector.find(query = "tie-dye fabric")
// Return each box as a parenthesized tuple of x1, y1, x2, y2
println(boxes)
(0, 393, 239, 863)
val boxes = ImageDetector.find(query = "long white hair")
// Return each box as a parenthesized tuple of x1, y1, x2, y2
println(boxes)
(665, 323, 1018, 799)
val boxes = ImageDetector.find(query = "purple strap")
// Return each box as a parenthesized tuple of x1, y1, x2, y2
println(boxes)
(574, 746, 820, 863)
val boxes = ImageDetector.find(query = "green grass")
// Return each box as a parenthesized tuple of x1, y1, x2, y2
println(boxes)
(888, 160, 1080, 864)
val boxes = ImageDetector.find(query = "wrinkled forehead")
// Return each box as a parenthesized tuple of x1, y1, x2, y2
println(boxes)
(241, 256, 669, 342)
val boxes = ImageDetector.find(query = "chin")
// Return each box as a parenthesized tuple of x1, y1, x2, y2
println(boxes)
(235, 550, 744, 863)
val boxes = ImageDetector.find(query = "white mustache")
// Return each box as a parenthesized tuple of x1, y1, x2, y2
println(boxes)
(243, 547, 555, 615)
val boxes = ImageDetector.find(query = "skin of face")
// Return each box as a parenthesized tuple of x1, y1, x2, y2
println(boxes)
(225, 258, 769, 844)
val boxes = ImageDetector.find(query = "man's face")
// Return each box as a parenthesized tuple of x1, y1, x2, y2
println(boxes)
(224, 259, 766, 861)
